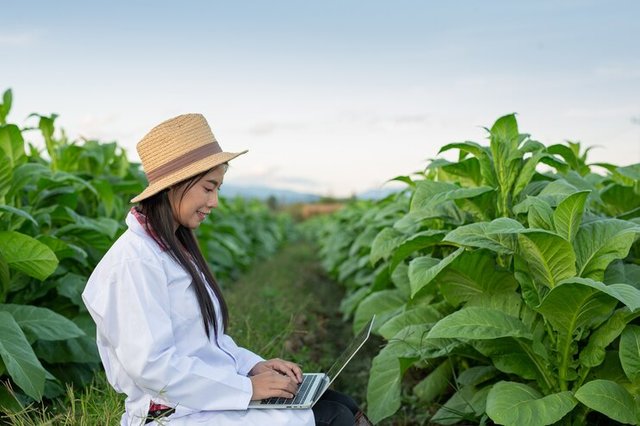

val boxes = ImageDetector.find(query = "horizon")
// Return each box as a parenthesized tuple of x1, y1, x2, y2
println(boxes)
(2, 1, 639, 197)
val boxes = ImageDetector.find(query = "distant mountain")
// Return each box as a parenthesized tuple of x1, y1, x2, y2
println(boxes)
(221, 184, 321, 204)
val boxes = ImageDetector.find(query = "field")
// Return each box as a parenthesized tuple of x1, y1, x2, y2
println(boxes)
(1, 90, 640, 425)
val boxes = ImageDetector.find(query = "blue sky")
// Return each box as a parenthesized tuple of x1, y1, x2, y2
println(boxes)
(2, 1, 639, 196)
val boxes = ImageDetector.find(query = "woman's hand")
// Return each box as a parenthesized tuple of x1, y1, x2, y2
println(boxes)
(248, 358, 303, 401)
(249, 358, 303, 384)
(249, 369, 300, 401)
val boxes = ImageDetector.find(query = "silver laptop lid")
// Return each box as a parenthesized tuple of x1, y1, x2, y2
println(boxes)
(325, 315, 375, 387)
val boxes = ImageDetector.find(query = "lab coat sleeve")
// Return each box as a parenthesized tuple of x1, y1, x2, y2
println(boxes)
(89, 259, 254, 411)
(219, 334, 264, 376)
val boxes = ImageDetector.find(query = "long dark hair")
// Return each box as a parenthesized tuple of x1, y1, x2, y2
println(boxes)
(138, 169, 228, 339)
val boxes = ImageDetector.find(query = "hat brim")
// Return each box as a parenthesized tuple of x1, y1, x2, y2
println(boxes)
(130, 150, 248, 203)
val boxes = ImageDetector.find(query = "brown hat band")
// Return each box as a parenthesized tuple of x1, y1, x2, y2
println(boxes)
(145, 141, 222, 184)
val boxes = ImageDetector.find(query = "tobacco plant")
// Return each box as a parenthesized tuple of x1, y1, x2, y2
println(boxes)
(312, 114, 640, 424)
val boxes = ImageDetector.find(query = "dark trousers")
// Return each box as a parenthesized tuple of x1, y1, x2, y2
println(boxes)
(312, 389, 359, 426)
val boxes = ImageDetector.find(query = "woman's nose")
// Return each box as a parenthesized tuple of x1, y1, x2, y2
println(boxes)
(208, 191, 218, 208)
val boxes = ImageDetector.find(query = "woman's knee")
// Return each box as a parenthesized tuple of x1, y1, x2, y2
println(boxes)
(313, 400, 356, 426)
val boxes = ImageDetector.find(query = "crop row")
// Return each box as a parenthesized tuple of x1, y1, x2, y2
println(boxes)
(0, 89, 292, 411)
(307, 114, 640, 425)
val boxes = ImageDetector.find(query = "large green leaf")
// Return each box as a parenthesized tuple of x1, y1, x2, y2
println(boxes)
(0, 311, 46, 400)
(378, 304, 441, 340)
(581, 308, 640, 368)
(0, 205, 38, 228)
(619, 325, 640, 383)
(0, 150, 11, 203)
(409, 248, 463, 297)
(473, 338, 543, 382)
(410, 180, 459, 211)
(575, 379, 638, 424)
(553, 191, 589, 242)
(369, 227, 403, 265)
(443, 219, 522, 254)
(353, 289, 405, 335)
(439, 141, 498, 188)
(0, 124, 26, 169)
(486, 381, 576, 426)
(0, 304, 84, 342)
(367, 328, 420, 423)
(556, 277, 640, 312)
(0, 231, 58, 281)
(427, 307, 532, 340)
(413, 359, 452, 404)
(574, 219, 639, 281)
(388, 230, 446, 272)
(517, 231, 576, 289)
(527, 198, 554, 231)
(437, 250, 517, 307)
(537, 279, 619, 337)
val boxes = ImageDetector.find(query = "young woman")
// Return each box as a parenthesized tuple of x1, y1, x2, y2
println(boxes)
(82, 114, 368, 425)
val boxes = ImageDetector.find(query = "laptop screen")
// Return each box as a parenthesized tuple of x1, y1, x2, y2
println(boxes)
(325, 316, 375, 386)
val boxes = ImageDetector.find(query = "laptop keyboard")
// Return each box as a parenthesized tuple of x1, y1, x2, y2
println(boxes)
(260, 374, 319, 406)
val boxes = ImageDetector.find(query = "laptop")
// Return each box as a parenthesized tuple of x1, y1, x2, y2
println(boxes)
(248, 316, 375, 409)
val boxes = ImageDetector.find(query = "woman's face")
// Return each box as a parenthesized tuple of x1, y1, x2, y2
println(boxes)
(168, 167, 226, 230)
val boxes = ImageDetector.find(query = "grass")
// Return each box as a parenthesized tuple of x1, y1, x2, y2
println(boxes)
(1, 238, 373, 425)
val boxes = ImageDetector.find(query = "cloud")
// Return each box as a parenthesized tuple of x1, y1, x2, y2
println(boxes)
(0, 31, 40, 47)
(246, 121, 309, 136)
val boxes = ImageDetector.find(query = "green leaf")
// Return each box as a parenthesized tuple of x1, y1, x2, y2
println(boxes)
(512, 151, 546, 200)
(557, 277, 640, 312)
(537, 279, 619, 337)
(367, 338, 419, 423)
(438, 141, 497, 188)
(409, 248, 463, 297)
(0, 231, 58, 281)
(0, 205, 38, 227)
(388, 230, 446, 272)
(575, 379, 638, 424)
(353, 289, 405, 335)
(0, 311, 46, 400)
(517, 231, 576, 289)
(430, 385, 486, 425)
(0, 304, 84, 341)
(444, 219, 522, 254)
(527, 198, 554, 231)
(427, 307, 532, 340)
(575, 219, 639, 281)
(619, 325, 640, 383)
(0, 124, 26, 168)
(581, 309, 640, 368)
(486, 381, 577, 426)
(553, 191, 589, 242)
(0, 89, 12, 124)
(378, 304, 441, 340)
(473, 338, 541, 381)
(0, 383, 23, 413)
(413, 359, 452, 403)
(369, 227, 403, 265)
(0, 149, 11, 201)
(457, 366, 498, 387)
(438, 250, 518, 307)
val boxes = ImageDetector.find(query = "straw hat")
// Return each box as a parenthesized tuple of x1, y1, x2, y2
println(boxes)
(130, 113, 247, 203)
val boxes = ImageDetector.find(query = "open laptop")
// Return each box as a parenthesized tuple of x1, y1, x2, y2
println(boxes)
(248, 316, 375, 409)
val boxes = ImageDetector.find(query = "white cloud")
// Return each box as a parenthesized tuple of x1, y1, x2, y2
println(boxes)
(0, 31, 40, 47)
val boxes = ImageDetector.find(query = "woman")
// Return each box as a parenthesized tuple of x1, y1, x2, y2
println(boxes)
(82, 114, 366, 425)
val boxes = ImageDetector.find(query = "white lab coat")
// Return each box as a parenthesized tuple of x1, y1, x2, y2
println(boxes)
(82, 212, 314, 426)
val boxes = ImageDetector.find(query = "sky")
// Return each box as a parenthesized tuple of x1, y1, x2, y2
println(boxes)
(2, 0, 639, 197)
